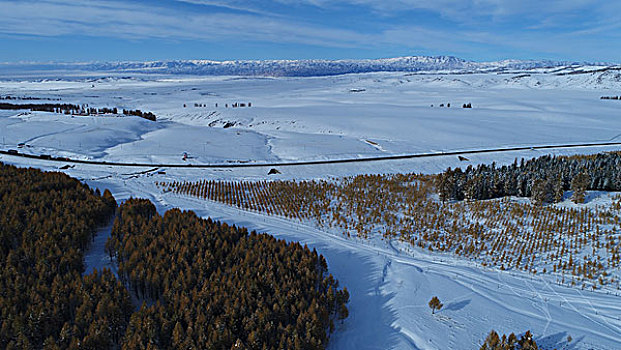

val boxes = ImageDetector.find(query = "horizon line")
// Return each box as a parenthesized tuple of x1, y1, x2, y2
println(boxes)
(0, 55, 614, 66)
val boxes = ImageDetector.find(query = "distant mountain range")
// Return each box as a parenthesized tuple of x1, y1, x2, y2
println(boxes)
(1, 56, 616, 77)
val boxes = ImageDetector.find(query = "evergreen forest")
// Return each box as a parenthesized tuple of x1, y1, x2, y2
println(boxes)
(0, 163, 131, 349)
(436, 152, 621, 203)
(107, 199, 349, 349)
(0, 163, 348, 349)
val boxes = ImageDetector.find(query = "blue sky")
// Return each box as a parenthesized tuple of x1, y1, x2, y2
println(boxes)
(0, 0, 619, 63)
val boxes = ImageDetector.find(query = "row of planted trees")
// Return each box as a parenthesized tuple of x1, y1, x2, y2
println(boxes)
(0, 102, 156, 121)
(162, 152, 621, 291)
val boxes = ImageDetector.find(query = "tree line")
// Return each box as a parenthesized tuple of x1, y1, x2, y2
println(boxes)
(0, 102, 82, 113)
(436, 152, 621, 204)
(107, 198, 349, 349)
(480, 330, 539, 350)
(0, 95, 61, 101)
(121, 109, 156, 121)
(0, 102, 156, 121)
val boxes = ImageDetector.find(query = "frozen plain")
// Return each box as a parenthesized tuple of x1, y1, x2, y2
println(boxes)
(1, 67, 621, 349)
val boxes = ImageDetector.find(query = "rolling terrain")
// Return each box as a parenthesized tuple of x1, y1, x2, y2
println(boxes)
(1, 59, 621, 349)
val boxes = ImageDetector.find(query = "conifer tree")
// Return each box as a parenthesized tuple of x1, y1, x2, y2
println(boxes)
(428, 296, 443, 314)
(553, 176, 564, 203)
(571, 172, 590, 204)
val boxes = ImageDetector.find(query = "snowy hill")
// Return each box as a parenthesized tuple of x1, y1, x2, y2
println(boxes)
(1, 55, 611, 77)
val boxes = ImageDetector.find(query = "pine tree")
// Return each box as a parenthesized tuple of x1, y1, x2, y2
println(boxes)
(480, 330, 500, 350)
(531, 179, 548, 205)
(553, 176, 564, 203)
(518, 331, 539, 350)
(480, 330, 522, 350)
(428, 296, 443, 314)
(571, 172, 590, 204)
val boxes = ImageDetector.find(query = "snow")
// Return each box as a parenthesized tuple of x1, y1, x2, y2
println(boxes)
(98, 185, 621, 350)
(3, 69, 621, 165)
(2, 112, 159, 159)
(83, 218, 118, 278)
(1, 65, 621, 349)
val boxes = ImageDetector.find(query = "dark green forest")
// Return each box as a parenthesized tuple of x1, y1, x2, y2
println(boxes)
(0, 163, 131, 349)
(436, 152, 621, 203)
(0, 103, 156, 121)
(107, 199, 349, 349)
(0, 162, 348, 349)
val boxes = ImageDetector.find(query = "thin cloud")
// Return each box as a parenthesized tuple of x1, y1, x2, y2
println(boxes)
(0, 0, 370, 46)
(174, 0, 275, 16)
(0, 0, 620, 62)
(277, 0, 612, 27)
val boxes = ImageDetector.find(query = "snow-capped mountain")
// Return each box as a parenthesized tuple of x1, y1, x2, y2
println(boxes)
(1, 56, 604, 77)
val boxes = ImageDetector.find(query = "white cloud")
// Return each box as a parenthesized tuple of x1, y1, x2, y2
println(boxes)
(274, 0, 616, 28)
(0, 0, 371, 47)
(177, 0, 621, 41)
(0, 0, 619, 62)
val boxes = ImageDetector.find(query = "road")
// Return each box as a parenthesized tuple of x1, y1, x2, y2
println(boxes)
(2, 141, 621, 168)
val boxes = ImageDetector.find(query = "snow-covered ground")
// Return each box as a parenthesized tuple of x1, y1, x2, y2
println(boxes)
(3, 153, 621, 350)
(2, 69, 621, 164)
(2, 67, 621, 349)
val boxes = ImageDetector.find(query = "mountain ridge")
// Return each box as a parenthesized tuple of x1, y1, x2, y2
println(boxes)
(1, 55, 615, 77)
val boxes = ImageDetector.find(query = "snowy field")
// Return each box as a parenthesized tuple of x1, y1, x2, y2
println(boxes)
(2, 69, 621, 164)
(2, 68, 621, 349)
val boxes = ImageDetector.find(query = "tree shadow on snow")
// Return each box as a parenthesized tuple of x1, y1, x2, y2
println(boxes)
(583, 190, 608, 204)
(565, 190, 608, 204)
(443, 299, 471, 311)
(324, 251, 404, 350)
(535, 332, 583, 350)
